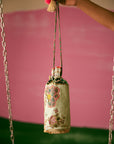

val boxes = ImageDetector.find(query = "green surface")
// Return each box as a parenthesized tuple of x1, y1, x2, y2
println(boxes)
(0, 117, 114, 144)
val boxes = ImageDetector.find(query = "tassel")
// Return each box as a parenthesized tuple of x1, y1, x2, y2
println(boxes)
(47, 0, 57, 12)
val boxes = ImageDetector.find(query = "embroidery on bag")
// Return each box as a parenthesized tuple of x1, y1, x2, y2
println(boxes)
(45, 85, 60, 107)
(49, 108, 65, 128)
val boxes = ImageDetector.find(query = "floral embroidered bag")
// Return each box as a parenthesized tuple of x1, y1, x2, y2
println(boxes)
(44, 0, 70, 134)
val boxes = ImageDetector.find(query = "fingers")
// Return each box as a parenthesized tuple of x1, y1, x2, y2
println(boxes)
(57, 0, 77, 6)
(58, 0, 66, 5)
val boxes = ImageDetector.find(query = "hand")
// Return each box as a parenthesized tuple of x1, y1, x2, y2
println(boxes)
(58, 0, 78, 6)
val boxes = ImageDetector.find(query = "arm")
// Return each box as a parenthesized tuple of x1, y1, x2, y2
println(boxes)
(59, 0, 114, 31)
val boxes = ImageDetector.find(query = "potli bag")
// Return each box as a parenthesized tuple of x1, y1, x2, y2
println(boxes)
(44, 0, 70, 134)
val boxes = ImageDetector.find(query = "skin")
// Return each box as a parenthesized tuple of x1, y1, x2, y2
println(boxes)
(58, 0, 114, 31)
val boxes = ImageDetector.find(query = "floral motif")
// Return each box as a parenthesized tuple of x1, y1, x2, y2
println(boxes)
(45, 85, 60, 107)
(54, 108, 58, 113)
(49, 115, 58, 127)
(49, 108, 65, 128)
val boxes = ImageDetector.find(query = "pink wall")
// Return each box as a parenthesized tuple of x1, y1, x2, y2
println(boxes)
(0, 7, 114, 129)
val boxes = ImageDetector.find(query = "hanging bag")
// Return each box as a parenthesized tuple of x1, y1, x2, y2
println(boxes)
(44, 1, 70, 134)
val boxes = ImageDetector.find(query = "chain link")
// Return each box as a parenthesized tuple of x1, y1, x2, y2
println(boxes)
(108, 59, 114, 144)
(0, 0, 14, 144)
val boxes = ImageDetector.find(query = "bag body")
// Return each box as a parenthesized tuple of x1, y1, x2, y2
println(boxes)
(44, 67, 70, 134)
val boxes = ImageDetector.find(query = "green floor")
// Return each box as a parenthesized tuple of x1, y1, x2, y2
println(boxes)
(0, 117, 113, 144)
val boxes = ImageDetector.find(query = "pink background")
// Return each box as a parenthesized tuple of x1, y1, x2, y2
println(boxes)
(0, 7, 114, 129)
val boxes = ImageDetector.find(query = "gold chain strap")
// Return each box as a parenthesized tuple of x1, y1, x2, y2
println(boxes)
(0, 0, 14, 144)
(108, 58, 114, 144)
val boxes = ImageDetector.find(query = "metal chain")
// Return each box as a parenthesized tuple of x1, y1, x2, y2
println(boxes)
(108, 57, 114, 144)
(0, 0, 14, 144)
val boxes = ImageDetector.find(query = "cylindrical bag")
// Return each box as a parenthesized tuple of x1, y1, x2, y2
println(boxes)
(44, 66, 70, 134)
(44, 2, 70, 134)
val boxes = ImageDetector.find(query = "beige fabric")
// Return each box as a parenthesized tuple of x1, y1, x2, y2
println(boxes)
(47, 0, 57, 12)
(44, 83, 70, 134)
